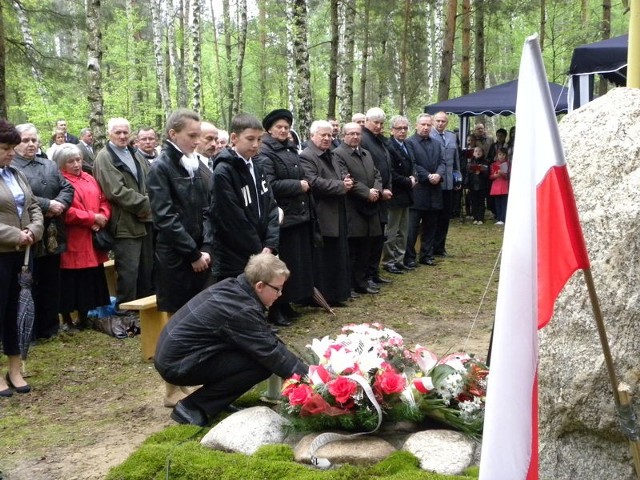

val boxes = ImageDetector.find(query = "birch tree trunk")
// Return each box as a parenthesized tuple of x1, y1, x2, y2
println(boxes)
(359, 0, 370, 113)
(169, 0, 188, 108)
(461, 0, 471, 95)
(327, 0, 339, 118)
(426, 0, 444, 101)
(151, 0, 171, 117)
(437, 0, 457, 101)
(293, 0, 312, 139)
(286, 1, 296, 116)
(338, 0, 355, 124)
(209, 0, 225, 124)
(191, 0, 202, 113)
(0, 0, 7, 118)
(398, 0, 411, 114)
(12, 1, 50, 103)
(86, 0, 105, 149)
(232, 0, 248, 115)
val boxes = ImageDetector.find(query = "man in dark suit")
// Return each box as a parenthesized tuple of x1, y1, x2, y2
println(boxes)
(404, 114, 446, 267)
(333, 122, 382, 295)
(54, 119, 78, 144)
(195, 121, 218, 178)
(77, 128, 95, 174)
(360, 107, 394, 284)
(329, 118, 341, 150)
(383, 115, 416, 273)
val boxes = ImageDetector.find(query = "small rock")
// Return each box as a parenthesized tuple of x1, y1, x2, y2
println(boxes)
(200, 406, 291, 455)
(402, 429, 475, 475)
(294, 432, 396, 466)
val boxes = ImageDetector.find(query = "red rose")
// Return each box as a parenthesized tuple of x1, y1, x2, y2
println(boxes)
(281, 375, 301, 396)
(300, 393, 331, 416)
(374, 369, 406, 395)
(287, 384, 314, 406)
(328, 376, 357, 404)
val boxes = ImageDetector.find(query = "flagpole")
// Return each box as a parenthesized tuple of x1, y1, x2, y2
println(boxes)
(582, 267, 640, 478)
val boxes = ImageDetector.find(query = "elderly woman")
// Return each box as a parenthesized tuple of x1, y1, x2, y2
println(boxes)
(257, 109, 315, 326)
(13, 123, 74, 339)
(0, 119, 44, 396)
(54, 144, 111, 331)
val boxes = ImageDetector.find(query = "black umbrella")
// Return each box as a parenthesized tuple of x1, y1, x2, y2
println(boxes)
(17, 245, 35, 360)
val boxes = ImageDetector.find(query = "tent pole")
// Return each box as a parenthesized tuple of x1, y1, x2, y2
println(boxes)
(629, 0, 640, 88)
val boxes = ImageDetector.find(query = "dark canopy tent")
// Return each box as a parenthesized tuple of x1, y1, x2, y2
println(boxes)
(424, 79, 568, 117)
(424, 79, 568, 146)
(568, 34, 628, 110)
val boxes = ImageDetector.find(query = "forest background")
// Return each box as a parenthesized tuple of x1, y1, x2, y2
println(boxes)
(0, 0, 629, 149)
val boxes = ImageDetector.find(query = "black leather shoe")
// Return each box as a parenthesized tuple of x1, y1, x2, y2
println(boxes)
(269, 308, 293, 326)
(372, 276, 393, 284)
(419, 258, 436, 266)
(383, 264, 404, 275)
(224, 404, 244, 413)
(171, 401, 208, 426)
(350, 290, 361, 299)
(6, 373, 30, 394)
(434, 251, 451, 258)
(0, 387, 12, 397)
(367, 280, 382, 291)
(281, 303, 302, 319)
(403, 261, 418, 270)
(356, 287, 380, 295)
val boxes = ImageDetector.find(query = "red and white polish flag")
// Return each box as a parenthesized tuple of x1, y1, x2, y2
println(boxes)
(479, 35, 590, 480)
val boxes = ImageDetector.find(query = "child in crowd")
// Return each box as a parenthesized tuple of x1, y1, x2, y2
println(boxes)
(489, 147, 509, 225)
(466, 146, 489, 225)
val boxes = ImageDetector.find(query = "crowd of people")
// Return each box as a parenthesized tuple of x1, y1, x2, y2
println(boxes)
(0, 109, 511, 424)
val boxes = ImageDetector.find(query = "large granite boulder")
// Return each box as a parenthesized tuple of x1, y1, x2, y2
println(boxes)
(539, 88, 640, 480)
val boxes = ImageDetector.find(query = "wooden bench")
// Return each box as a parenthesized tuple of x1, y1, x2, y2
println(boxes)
(103, 259, 117, 297)
(119, 295, 169, 361)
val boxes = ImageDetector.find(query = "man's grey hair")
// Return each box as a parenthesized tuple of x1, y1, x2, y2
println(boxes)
(309, 120, 332, 135)
(365, 107, 385, 121)
(389, 115, 409, 128)
(80, 128, 92, 137)
(416, 113, 432, 123)
(107, 118, 131, 134)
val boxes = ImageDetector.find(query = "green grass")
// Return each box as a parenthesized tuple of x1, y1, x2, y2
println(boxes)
(106, 427, 479, 480)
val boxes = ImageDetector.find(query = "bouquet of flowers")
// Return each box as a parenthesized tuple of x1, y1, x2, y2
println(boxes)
(281, 323, 489, 438)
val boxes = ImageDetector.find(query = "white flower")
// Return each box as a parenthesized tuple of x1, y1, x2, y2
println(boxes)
(307, 336, 334, 362)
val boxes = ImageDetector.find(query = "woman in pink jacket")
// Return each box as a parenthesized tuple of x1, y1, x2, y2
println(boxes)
(54, 144, 111, 331)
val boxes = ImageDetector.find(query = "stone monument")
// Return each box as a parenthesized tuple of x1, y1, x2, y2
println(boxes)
(539, 88, 640, 479)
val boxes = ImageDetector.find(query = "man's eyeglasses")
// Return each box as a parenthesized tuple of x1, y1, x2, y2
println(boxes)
(392, 126, 409, 131)
(263, 281, 283, 295)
